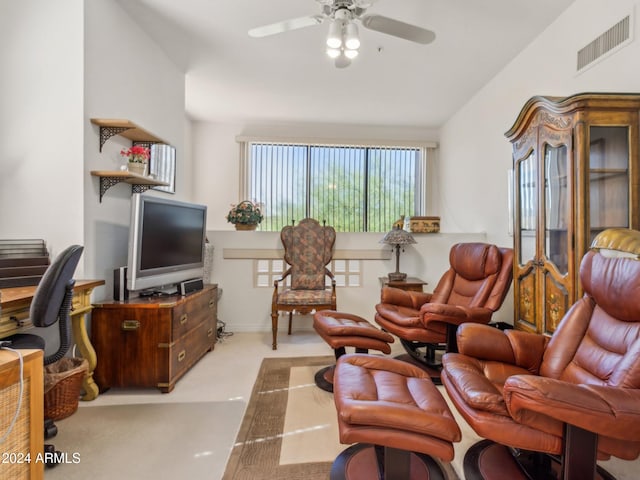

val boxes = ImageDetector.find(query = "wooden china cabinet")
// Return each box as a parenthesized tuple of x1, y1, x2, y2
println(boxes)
(506, 93, 640, 334)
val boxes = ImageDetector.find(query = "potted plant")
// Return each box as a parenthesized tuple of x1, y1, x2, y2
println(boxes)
(121, 145, 150, 176)
(226, 201, 263, 230)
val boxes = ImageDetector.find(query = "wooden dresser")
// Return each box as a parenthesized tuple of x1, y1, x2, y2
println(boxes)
(91, 284, 217, 393)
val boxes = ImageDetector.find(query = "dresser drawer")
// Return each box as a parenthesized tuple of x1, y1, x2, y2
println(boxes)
(169, 318, 215, 380)
(171, 288, 217, 339)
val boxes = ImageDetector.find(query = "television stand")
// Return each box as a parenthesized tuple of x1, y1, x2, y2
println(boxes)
(91, 284, 218, 393)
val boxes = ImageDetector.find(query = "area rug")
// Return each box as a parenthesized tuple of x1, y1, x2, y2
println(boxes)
(223, 356, 460, 480)
(45, 401, 244, 480)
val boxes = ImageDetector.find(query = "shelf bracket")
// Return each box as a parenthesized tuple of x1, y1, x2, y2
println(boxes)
(96, 176, 158, 202)
(132, 141, 160, 150)
(98, 126, 132, 152)
(131, 184, 155, 194)
(98, 176, 122, 202)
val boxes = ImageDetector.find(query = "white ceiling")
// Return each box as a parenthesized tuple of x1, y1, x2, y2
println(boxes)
(116, 0, 575, 128)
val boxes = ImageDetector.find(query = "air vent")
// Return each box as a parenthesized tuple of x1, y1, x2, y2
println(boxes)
(577, 15, 631, 71)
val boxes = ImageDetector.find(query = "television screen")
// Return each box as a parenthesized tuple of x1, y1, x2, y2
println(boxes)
(127, 194, 207, 293)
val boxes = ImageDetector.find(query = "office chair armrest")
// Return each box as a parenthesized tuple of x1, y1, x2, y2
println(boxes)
(456, 323, 548, 373)
(380, 286, 432, 309)
(505, 375, 640, 441)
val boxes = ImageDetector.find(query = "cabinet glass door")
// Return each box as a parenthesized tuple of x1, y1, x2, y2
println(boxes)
(542, 142, 570, 333)
(544, 144, 569, 275)
(516, 151, 537, 329)
(518, 152, 537, 264)
(589, 126, 630, 243)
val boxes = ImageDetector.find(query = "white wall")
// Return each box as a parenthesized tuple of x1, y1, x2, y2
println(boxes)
(0, 0, 188, 298)
(0, 0, 85, 267)
(83, 0, 188, 299)
(439, 0, 640, 250)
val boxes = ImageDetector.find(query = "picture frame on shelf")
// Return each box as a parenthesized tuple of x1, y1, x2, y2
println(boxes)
(150, 144, 176, 194)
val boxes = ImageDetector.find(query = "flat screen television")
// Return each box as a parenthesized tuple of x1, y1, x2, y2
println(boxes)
(127, 193, 207, 293)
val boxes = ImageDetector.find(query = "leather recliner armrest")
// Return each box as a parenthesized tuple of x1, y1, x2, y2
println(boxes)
(456, 323, 548, 373)
(421, 304, 493, 327)
(380, 286, 432, 309)
(505, 375, 640, 441)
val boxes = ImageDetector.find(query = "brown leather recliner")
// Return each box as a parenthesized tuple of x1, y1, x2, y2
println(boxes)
(442, 228, 640, 480)
(375, 242, 514, 378)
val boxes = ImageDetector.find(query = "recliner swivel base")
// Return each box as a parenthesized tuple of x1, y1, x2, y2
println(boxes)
(462, 440, 616, 480)
(331, 443, 447, 480)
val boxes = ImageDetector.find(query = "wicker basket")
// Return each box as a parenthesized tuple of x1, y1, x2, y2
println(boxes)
(43, 357, 88, 421)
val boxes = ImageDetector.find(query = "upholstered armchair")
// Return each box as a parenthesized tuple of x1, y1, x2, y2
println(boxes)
(441, 228, 640, 480)
(271, 218, 336, 350)
(374, 242, 513, 378)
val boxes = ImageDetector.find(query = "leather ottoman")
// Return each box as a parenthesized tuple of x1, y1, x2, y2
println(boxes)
(332, 353, 461, 480)
(313, 310, 394, 392)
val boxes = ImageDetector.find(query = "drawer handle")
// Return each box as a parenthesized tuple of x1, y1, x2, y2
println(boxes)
(180, 313, 188, 325)
(208, 299, 215, 309)
(207, 328, 214, 338)
(177, 350, 186, 362)
(122, 320, 140, 331)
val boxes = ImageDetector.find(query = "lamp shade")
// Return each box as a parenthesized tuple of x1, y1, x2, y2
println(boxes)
(326, 20, 343, 48)
(380, 226, 417, 246)
(344, 48, 359, 59)
(344, 22, 360, 50)
(380, 226, 416, 281)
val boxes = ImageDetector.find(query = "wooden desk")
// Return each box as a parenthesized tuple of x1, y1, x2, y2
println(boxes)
(0, 279, 105, 401)
(379, 276, 427, 292)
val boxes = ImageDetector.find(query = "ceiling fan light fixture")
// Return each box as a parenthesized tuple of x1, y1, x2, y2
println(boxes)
(334, 54, 351, 69)
(344, 48, 359, 59)
(326, 19, 343, 48)
(326, 47, 341, 58)
(344, 22, 360, 50)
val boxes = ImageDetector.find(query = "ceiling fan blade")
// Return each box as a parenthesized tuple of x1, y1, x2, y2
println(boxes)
(360, 14, 436, 44)
(248, 15, 324, 38)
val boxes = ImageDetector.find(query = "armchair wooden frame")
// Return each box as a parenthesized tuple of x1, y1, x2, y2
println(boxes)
(271, 218, 337, 350)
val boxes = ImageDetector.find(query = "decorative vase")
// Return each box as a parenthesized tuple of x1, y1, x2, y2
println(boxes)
(235, 223, 258, 231)
(128, 162, 147, 176)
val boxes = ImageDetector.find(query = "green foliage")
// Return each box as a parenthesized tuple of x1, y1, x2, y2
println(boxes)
(226, 201, 264, 225)
(251, 145, 417, 232)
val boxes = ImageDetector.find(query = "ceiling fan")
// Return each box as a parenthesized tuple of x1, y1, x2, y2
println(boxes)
(248, 0, 436, 68)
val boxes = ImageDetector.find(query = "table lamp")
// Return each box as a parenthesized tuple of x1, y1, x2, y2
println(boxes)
(380, 225, 416, 281)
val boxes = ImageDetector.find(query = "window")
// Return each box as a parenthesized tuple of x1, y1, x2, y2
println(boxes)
(239, 140, 434, 232)
(254, 258, 362, 288)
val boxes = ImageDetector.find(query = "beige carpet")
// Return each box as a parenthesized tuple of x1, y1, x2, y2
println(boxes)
(223, 356, 459, 480)
(45, 401, 245, 480)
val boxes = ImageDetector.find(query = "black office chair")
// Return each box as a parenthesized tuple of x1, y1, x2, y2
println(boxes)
(3, 244, 84, 466)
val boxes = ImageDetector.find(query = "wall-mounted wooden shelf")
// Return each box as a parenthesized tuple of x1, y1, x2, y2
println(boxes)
(90, 118, 166, 152)
(90, 170, 169, 202)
